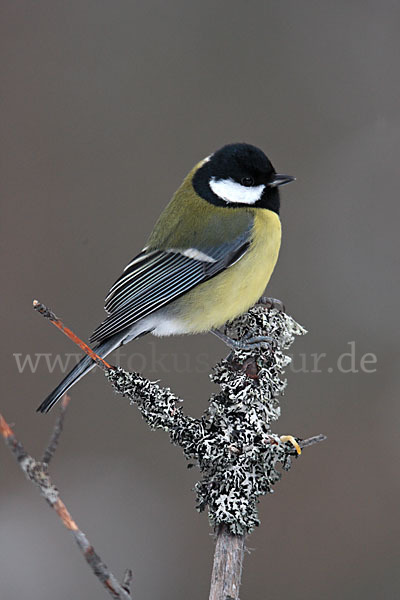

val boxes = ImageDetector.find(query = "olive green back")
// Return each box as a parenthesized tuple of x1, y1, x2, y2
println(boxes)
(147, 167, 254, 251)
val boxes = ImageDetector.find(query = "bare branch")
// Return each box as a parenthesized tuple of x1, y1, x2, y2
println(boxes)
(42, 394, 70, 465)
(0, 413, 132, 600)
(209, 525, 245, 600)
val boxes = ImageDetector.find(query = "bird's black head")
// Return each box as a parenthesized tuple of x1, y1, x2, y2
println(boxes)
(192, 143, 294, 214)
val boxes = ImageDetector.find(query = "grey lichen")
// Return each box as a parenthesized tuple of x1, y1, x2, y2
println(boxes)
(106, 303, 307, 535)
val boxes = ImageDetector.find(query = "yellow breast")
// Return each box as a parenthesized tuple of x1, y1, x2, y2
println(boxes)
(175, 209, 282, 332)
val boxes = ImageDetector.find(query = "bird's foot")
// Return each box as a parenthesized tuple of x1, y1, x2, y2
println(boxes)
(212, 328, 276, 352)
(280, 435, 302, 455)
(257, 296, 286, 312)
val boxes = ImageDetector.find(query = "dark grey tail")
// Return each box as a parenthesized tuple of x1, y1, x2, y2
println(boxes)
(36, 335, 123, 414)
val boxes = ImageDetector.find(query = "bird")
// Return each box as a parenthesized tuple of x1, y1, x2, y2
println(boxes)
(37, 143, 294, 413)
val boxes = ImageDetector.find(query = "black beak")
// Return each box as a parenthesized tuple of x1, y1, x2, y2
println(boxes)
(268, 174, 296, 188)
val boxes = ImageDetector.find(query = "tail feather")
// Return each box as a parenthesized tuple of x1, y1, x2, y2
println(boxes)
(36, 335, 123, 414)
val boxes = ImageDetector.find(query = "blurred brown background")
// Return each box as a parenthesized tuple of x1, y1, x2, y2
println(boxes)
(1, 1, 400, 599)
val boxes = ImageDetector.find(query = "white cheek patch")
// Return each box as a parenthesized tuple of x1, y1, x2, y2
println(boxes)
(209, 177, 265, 205)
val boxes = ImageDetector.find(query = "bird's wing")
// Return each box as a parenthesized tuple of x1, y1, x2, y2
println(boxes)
(89, 225, 252, 344)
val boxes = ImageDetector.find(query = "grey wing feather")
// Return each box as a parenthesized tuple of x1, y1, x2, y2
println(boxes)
(89, 225, 252, 345)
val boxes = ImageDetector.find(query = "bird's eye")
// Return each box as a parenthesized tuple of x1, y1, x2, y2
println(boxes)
(241, 176, 254, 187)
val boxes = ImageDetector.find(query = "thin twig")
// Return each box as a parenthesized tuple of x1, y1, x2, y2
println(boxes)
(33, 300, 111, 370)
(122, 569, 133, 595)
(299, 434, 327, 450)
(0, 412, 132, 600)
(283, 435, 326, 457)
(42, 394, 70, 465)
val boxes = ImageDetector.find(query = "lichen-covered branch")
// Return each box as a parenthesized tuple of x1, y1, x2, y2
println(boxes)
(32, 298, 326, 600)
(0, 411, 132, 600)
(106, 302, 323, 536)
(33, 297, 325, 535)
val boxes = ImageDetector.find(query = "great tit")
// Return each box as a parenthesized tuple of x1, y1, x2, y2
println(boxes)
(37, 143, 294, 413)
